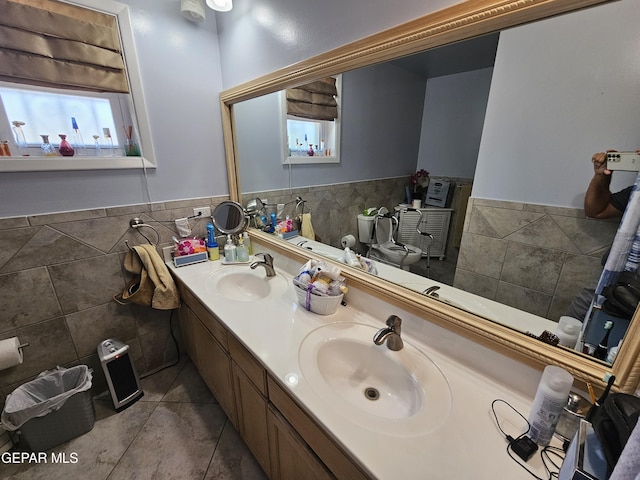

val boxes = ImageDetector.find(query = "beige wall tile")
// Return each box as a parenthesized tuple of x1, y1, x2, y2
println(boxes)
(500, 242, 566, 294)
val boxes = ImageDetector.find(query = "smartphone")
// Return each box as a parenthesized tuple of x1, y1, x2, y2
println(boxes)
(606, 152, 640, 171)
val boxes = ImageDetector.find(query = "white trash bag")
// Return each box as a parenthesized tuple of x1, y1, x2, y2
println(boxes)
(1, 365, 92, 431)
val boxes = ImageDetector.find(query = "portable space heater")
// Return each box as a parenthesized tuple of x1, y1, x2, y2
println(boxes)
(98, 338, 144, 411)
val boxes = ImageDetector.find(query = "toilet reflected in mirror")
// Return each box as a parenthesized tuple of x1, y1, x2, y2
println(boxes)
(358, 208, 422, 270)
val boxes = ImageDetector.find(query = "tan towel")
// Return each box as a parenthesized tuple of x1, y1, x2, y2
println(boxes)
(300, 212, 315, 240)
(121, 244, 180, 310)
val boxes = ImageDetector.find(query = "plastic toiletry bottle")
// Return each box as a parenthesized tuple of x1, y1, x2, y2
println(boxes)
(555, 316, 582, 349)
(606, 340, 622, 364)
(344, 247, 360, 268)
(593, 320, 614, 360)
(527, 365, 574, 445)
(243, 232, 253, 255)
(236, 235, 249, 262)
(224, 235, 237, 263)
(206, 223, 219, 261)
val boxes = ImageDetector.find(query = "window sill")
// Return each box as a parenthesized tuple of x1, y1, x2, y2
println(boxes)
(0, 155, 156, 172)
(284, 155, 339, 165)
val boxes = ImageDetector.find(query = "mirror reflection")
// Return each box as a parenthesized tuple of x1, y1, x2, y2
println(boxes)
(232, 0, 640, 363)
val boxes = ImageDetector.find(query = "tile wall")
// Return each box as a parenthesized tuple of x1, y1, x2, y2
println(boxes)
(0, 196, 229, 408)
(454, 198, 620, 321)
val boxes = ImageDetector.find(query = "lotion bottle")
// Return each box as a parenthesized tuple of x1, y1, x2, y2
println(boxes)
(224, 235, 237, 263)
(527, 365, 573, 445)
(236, 235, 249, 262)
(243, 232, 253, 255)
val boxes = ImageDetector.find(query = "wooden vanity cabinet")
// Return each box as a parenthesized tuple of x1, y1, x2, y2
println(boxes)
(175, 279, 370, 480)
(267, 405, 334, 480)
(176, 283, 236, 425)
(228, 336, 271, 475)
(268, 378, 369, 480)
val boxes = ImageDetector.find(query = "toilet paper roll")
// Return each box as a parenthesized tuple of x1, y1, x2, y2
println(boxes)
(341, 234, 356, 248)
(0, 337, 23, 371)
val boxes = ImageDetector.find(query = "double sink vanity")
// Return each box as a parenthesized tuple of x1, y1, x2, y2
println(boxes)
(169, 234, 557, 479)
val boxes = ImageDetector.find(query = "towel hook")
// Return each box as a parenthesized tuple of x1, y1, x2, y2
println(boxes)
(128, 217, 159, 246)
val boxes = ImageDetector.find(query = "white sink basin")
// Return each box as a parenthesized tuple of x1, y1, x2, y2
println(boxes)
(298, 322, 452, 436)
(205, 266, 288, 302)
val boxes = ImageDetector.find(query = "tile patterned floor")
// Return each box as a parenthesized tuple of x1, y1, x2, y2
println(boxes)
(1, 358, 267, 480)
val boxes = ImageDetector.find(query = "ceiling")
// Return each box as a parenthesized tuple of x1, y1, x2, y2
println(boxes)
(390, 32, 500, 79)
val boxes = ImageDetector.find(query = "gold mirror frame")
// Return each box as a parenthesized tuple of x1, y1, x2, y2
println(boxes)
(220, 0, 640, 393)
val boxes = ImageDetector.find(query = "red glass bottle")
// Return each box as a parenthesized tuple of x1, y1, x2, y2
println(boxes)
(58, 134, 75, 156)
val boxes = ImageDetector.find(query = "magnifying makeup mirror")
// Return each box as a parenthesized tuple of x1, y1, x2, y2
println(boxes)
(212, 201, 247, 235)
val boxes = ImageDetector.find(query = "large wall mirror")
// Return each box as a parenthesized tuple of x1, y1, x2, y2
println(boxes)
(221, 0, 640, 393)
(0, 0, 155, 172)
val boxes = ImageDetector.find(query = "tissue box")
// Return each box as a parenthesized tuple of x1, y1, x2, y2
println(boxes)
(173, 251, 208, 267)
(277, 230, 299, 240)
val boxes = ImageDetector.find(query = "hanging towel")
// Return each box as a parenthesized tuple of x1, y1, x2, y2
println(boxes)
(300, 212, 315, 240)
(119, 244, 180, 310)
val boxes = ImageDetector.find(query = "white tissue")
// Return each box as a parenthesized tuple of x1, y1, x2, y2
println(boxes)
(0, 337, 23, 371)
(175, 217, 191, 237)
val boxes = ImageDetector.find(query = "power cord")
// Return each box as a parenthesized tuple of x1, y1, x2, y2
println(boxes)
(491, 399, 564, 480)
(139, 309, 181, 379)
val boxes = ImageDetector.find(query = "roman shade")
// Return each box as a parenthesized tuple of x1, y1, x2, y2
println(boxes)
(0, 0, 129, 93)
(286, 77, 338, 121)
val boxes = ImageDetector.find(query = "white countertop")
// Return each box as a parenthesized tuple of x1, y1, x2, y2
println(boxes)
(168, 248, 561, 479)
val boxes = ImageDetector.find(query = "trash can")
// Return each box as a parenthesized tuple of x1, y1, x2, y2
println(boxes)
(1, 365, 94, 451)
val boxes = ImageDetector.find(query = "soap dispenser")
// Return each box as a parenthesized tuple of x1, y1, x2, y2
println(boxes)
(236, 235, 249, 262)
(224, 235, 237, 263)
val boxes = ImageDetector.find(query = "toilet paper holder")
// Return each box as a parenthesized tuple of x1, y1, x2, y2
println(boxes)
(18, 342, 29, 350)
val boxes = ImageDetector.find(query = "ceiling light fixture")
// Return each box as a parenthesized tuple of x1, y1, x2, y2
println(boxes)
(206, 0, 233, 12)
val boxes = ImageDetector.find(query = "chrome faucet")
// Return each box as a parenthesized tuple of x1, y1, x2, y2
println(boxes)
(423, 285, 440, 298)
(250, 252, 276, 277)
(373, 315, 404, 351)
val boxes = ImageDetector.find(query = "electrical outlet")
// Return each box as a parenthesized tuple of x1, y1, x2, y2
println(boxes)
(193, 206, 211, 217)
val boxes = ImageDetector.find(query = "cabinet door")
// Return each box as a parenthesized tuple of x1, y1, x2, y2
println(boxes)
(192, 318, 237, 425)
(233, 362, 270, 475)
(268, 406, 335, 480)
(268, 377, 370, 480)
(398, 209, 452, 258)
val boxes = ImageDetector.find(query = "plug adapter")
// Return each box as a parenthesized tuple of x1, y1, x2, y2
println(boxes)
(508, 435, 538, 462)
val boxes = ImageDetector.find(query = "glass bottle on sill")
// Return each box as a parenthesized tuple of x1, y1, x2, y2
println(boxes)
(92, 135, 101, 156)
(12, 121, 29, 156)
(40, 135, 57, 156)
(71, 117, 86, 156)
(58, 134, 75, 156)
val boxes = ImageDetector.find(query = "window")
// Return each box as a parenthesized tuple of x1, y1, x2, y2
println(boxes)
(0, 0, 155, 172)
(282, 75, 341, 164)
(1, 84, 125, 155)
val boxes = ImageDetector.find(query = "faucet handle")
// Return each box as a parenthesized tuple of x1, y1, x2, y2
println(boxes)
(386, 315, 402, 330)
(254, 252, 273, 262)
